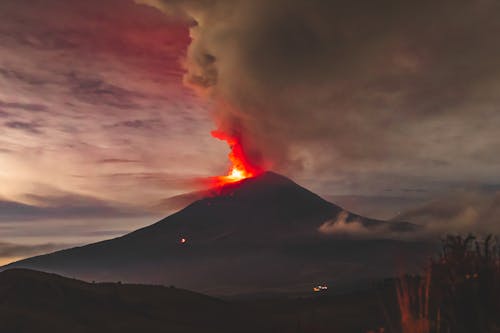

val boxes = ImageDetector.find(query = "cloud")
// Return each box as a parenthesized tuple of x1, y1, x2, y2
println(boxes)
(0, 191, 149, 222)
(139, 0, 500, 182)
(321, 188, 500, 239)
(324, 194, 427, 221)
(0, 100, 48, 112)
(0, 241, 66, 258)
(109, 118, 163, 130)
(68, 73, 142, 109)
(4, 121, 42, 134)
(319, 211, 373, 237)
(318, 210, 412, 239)
(0, 67, 50, 86)
(97, 158, 141, 164)
(396, 190, 500, 235)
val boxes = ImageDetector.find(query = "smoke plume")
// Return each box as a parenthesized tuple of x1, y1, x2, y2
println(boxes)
(137, 0, 500, 177)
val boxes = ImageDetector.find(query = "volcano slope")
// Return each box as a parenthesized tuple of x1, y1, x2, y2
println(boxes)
(2, 172, 433, 295)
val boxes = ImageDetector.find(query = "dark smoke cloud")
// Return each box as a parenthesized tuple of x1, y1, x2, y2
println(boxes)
(138, 0, 500, 178)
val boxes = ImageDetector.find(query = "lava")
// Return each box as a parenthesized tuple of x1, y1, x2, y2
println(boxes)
(211, 129, 261, 185)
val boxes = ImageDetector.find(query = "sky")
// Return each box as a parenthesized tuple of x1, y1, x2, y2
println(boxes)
(1, 0, 500, 264)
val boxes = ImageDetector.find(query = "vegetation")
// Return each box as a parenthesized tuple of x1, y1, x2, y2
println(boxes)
(395, 235, 500, 333)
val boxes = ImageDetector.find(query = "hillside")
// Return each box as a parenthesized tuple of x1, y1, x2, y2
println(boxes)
(0, 268, 273, 333)
(0, 268, 403, 333)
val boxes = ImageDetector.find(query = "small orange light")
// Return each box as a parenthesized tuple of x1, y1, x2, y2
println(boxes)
(180, 238, 187, 244)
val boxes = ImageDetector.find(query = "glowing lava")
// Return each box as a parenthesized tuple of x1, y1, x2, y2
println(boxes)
(211, 129, 261, 185)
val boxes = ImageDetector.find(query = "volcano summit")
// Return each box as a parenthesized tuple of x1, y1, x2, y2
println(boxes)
(2, 172, 430, 295)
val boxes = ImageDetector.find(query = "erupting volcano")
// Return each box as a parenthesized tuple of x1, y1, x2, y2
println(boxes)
(211, 129, 262, 185)
(2, 170, 422, 296)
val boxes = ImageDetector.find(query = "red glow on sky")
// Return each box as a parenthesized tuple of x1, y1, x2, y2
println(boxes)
(211, 130, 262, 185)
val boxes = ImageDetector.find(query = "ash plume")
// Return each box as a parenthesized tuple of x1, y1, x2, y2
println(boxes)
(137, 0, 500, 177)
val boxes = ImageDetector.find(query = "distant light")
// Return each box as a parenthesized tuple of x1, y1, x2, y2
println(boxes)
(313, 284, 328, 292)
(180, 238, 187, 244)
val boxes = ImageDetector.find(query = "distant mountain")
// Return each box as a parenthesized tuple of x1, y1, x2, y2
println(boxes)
(2, 172, 432, 295)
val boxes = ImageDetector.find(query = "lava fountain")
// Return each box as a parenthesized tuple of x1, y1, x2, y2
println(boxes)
(211, 129, 262, 185)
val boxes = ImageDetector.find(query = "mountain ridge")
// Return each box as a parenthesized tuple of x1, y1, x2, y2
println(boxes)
(2, 171, 429, 295)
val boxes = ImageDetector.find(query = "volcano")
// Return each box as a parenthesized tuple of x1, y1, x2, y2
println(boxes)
(2, 172, 431, 295)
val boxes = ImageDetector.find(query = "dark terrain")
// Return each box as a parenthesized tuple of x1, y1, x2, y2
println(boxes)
(0, 268, 402, 333)
(2, 172, 433, 295)
(2, 237, 498, 333)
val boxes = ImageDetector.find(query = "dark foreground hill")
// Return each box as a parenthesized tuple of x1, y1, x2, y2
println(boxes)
(2, 172, 433, 295)
(0, 269, 403, 333)
(0, 268, 272, 333)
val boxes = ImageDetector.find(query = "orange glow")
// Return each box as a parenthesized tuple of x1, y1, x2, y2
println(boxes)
(396, 273, 431, 333)
(211, 129, 262, 185)
(0, 257, 22, 266)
